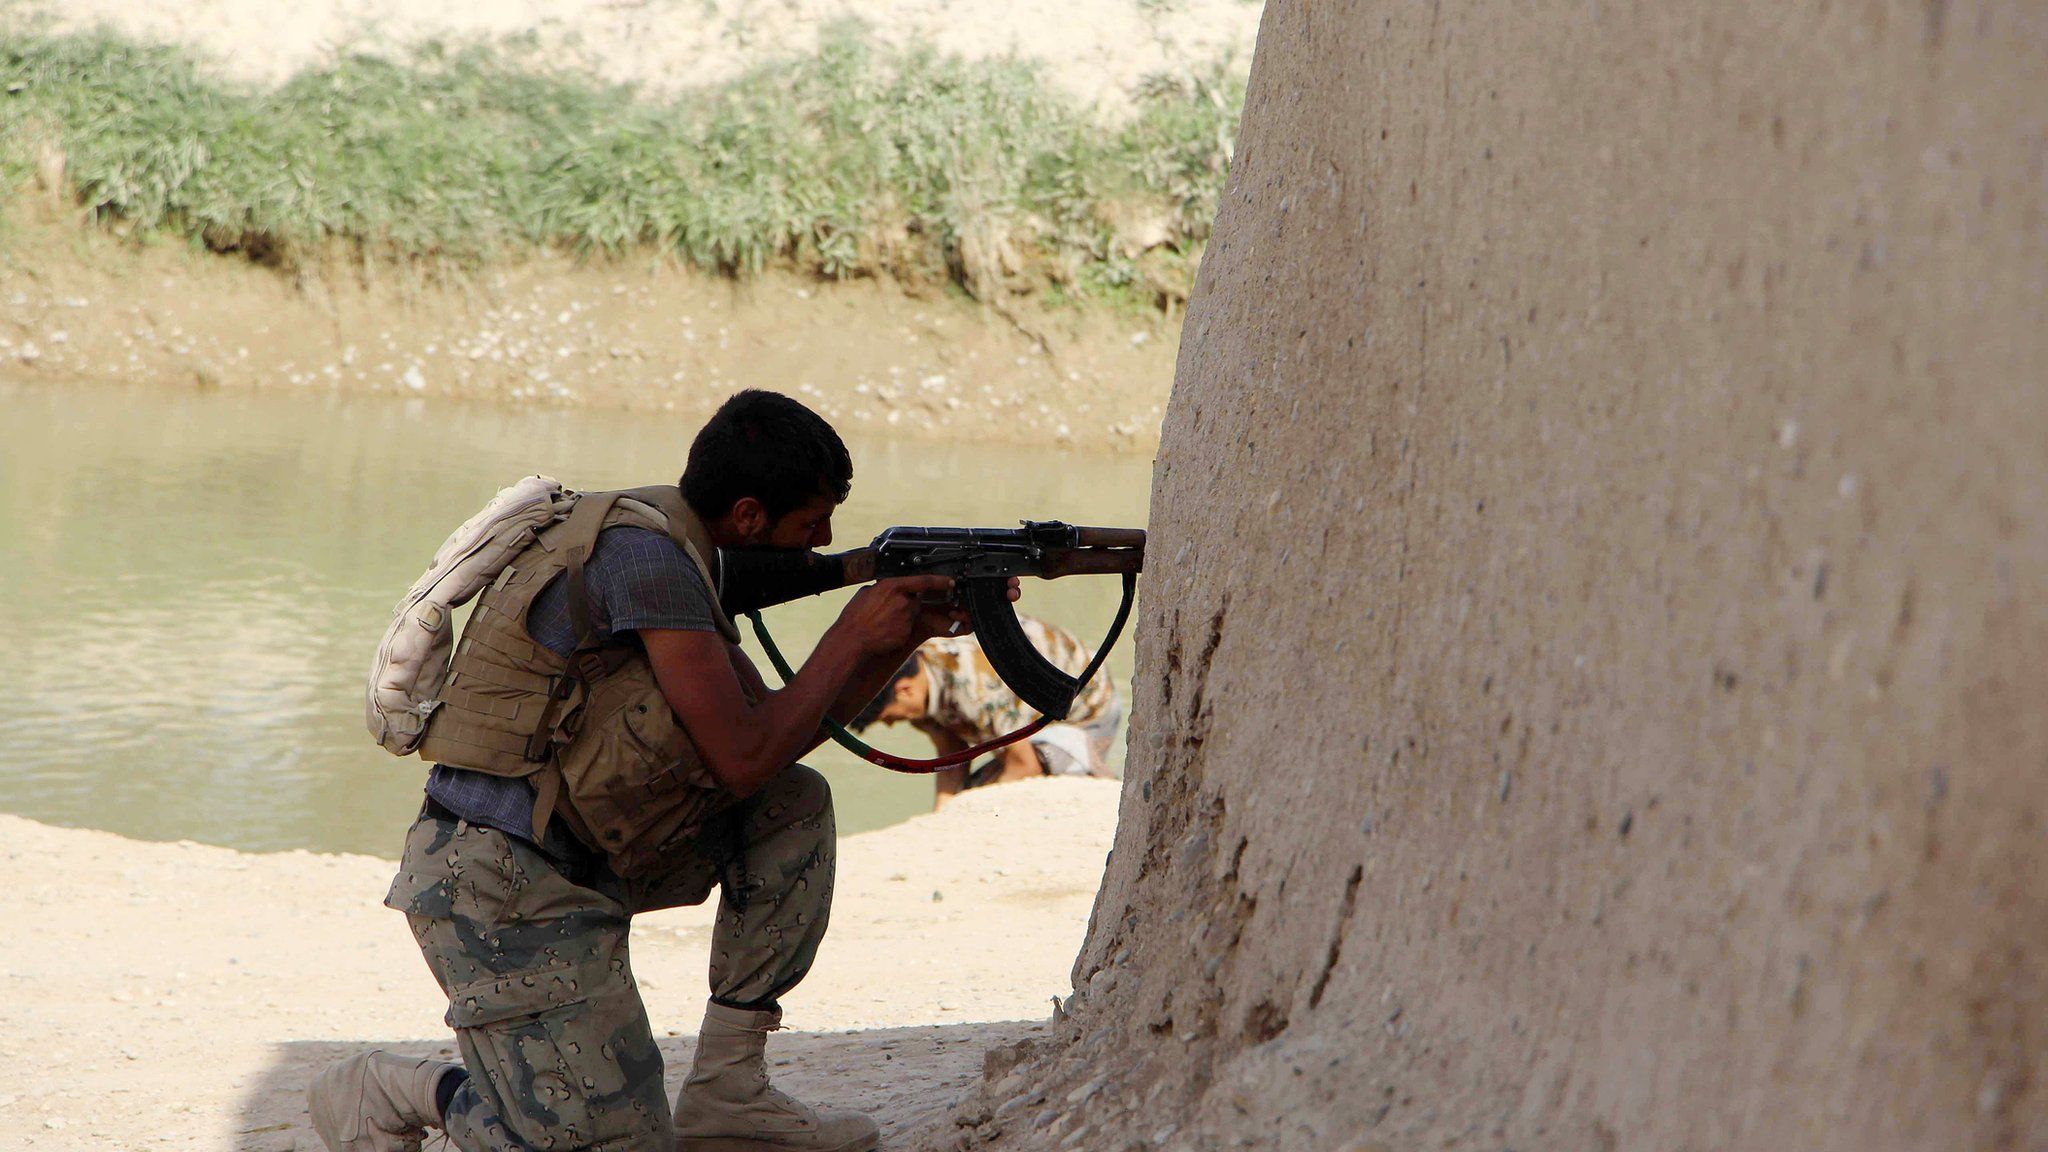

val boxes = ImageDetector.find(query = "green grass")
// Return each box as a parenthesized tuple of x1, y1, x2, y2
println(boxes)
(0, 24, 1241, 308)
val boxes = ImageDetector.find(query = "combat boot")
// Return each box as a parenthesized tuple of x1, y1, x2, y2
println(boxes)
(307, 1050, 461, 1152)
(673, 1001, 880, 1152)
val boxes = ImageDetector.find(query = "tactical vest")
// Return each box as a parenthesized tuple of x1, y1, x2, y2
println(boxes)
(415, 484, 743, 877)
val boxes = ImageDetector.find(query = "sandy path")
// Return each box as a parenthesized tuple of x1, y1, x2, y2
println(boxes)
(1, 776, 1118, 1150)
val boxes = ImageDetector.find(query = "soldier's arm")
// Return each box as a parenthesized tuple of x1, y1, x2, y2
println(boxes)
(643, 575, 956, 797)
(726, 642, 772, 700)
(928, 729, 971, 808)
(989, 739, 1044, 785)
(723, 638, 921, 758)
(643, 628, 855, 798)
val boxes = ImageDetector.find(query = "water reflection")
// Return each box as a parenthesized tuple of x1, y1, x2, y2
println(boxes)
(0, 380, 1151, 855)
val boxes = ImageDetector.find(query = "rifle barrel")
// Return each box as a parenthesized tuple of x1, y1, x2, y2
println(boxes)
(717, 526, 1146, 615)
(1072, 526, 1148, 549)
(1040, 548, 1146, 580)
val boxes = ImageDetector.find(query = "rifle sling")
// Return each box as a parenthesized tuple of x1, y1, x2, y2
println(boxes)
(743, 570, 1139, 775)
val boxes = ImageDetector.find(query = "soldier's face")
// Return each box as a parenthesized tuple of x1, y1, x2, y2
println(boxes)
(761, 494, 838, 551)
(873, 673, 927, 723)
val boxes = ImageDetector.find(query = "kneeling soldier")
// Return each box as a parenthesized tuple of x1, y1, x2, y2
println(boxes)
(310, 390, 985, 1152)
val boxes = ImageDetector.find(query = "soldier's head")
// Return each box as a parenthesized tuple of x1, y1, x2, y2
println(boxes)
(683, 389, 852, 550)
(852, 654, 927, 731)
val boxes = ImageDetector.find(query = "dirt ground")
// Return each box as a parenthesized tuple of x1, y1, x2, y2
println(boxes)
(0, 215, 1177, 452)
(0, 775, 1119, 1150)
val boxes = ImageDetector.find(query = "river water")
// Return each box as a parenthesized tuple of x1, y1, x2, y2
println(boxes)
(0, 379, 1152, 856)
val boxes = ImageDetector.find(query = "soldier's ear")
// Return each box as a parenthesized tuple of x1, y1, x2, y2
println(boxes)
(730, 496, 770, 543)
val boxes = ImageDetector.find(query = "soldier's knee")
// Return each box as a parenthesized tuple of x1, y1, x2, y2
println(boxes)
(778, 763, 834, 828)
(736, 764, 835, 850)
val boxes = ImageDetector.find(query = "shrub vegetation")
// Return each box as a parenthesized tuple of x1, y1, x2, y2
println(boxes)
(0, 25, 1242, 308)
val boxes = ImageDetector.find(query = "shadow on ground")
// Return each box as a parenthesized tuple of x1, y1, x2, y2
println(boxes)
(237, 1020, 1045, 1151)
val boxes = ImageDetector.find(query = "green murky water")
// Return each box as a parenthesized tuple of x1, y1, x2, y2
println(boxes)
(0, 379, 1150, 856)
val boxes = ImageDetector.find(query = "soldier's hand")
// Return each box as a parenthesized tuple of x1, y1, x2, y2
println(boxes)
(916, 576, 1021, 641)
(838, 575, 958, 654)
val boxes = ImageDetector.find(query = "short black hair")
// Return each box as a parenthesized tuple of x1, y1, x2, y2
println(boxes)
(851, 654, 923, 732)
(681, 390, 853, 521)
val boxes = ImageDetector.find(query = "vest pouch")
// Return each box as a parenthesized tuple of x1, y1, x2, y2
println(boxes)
(552, 659, 732, 878)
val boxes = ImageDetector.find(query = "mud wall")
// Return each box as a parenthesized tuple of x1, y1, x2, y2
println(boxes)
(941, 2, 2048, 1149)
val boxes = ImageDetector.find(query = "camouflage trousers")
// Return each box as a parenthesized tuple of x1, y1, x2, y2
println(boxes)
(382, 765, 836, 1152)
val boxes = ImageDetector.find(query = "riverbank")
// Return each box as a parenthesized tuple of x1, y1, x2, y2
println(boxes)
(12, 0, 1260, 108)
(0, 25, 1239, 314)
(0, 775, 1119, 1150)
(0, 212, 1176, 450)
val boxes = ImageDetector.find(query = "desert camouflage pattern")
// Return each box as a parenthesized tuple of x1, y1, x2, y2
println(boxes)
(384, 766, 836, 1152)
(916, 615, 1117, 744)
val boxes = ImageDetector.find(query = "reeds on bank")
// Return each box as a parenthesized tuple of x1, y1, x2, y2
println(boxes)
(0, 24, 1242, 310)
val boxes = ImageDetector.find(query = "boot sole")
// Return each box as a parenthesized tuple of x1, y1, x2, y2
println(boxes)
(675, 1134, 879, 1152)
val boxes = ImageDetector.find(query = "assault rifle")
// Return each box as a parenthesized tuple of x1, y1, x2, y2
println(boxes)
(719, 522, 1145, 725)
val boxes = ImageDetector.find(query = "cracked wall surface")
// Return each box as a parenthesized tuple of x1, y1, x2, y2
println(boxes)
(926, 1, 2048, 1149)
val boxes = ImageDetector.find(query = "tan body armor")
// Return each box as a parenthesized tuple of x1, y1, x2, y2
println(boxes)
(416, 485, 742, 877)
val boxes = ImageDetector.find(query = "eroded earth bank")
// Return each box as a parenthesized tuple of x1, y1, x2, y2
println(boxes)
(0, 217, 1178, 452)
(922, 2, 2048, 1150)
